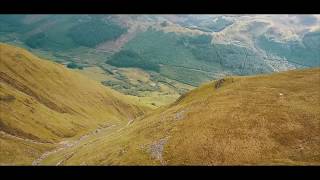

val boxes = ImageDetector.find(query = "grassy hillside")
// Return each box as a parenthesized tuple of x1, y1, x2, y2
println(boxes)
(106, 29, 272, 86)
(257, 32, 320, 67)
(0, 15, 127, 66)
(39, 68, 320, 165)
(0, 15, 127, 50)
(0, 43, 148, 165)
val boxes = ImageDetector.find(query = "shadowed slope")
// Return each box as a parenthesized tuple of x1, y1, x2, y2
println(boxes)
(0, 43, 147, 164)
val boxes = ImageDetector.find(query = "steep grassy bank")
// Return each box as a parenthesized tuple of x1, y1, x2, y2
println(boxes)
(0, 43, 148, 164)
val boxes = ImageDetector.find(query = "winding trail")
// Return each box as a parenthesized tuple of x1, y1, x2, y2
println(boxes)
(117, 118, 134, 132)
(32, 124, 116, 165)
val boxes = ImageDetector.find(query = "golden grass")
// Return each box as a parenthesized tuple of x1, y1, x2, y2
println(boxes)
(0, 43, 149, 164)
(40, 68, 320, 165)
(1, 43, 319, 165)
(73, 66, 119, 83)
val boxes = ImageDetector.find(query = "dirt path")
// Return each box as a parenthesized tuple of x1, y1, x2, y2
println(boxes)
(32, 124, 116, 165)
(116, 118, 134, 132)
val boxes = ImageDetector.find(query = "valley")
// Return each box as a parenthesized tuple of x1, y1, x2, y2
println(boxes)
(1, 15, 319, 107)
(36, 67, 320, 165)
(0, 15, 320, 165)
(0, 43, 148, 164)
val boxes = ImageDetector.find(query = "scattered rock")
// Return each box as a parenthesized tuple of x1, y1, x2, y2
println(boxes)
(33, 124, 116, 165)
(175, 110, 185, 121)
(149, 138, 168, 164)
(118, 146, 129, 157)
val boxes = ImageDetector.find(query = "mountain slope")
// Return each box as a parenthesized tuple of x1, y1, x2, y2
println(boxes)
(0, 43, 147, 164)
(40, 68, 320, 165)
